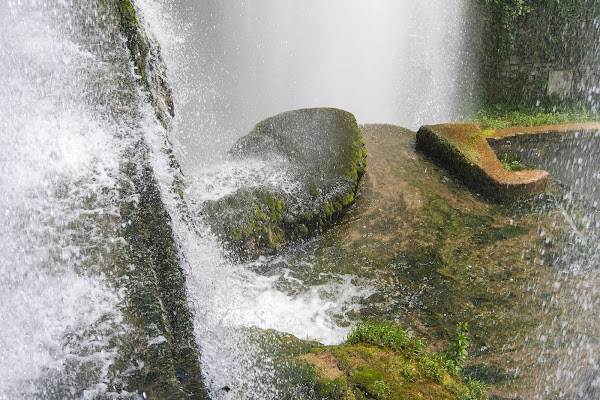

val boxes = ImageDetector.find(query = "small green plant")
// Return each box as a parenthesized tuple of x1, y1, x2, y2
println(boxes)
(446, 322, 470, 374)
(401, 363, 421, 382)
(338, 321, 487, 400)
(346, 320, 425, 354)
(466, 379, 489, 400)
(496, 152, 528, 171)
(373, 380, 390, 398)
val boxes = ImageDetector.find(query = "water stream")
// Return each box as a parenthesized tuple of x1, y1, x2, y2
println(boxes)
(1, 2, 134, 397)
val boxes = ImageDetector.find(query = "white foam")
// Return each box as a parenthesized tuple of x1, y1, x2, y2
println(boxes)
(0, 3, 134, 397)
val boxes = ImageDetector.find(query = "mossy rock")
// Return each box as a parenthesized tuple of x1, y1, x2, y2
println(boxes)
(117, 0, 175, 126)
(302, 343, 486, 400)
(203, 107, 367, 259)
(416, 124, 549, 202)
(230, 323, 487, 400)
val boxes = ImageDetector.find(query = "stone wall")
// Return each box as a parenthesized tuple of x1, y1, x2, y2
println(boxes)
(497, 55, 600, 103)
(471, 0, 600, 108)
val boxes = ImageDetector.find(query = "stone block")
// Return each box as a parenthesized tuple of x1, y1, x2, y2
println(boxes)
(416, 124, 549, 202)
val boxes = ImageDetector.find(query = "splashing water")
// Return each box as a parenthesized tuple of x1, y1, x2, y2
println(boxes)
(493, 132, 600, 398)
(135, 1, 472, 398)
(1, 1, 165, 398)
(137, 0, 471, 173)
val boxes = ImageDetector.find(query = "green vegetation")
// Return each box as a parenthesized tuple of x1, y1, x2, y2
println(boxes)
(304, 321, 487, 400)
(474, 0, 594, 59)
(495, 152, 530, 172)
(469, 104, 598, 130)
(468, 0, 600, 107)
(445, 322, 470, 375)
(346, 320, 426, 354)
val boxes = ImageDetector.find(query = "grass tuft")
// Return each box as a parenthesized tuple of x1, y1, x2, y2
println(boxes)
(346, 320, 426, 354)
(468, 103, 598, 130)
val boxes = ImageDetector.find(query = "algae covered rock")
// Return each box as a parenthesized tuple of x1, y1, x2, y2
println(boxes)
(203, 107, 367, 259)
(301, 321, 487, 400)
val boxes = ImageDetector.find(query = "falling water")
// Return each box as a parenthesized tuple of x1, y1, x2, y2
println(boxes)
(493, 133, 600, 398)
(135, 0, 472, 398)
(1, 1, 178, 398)
(1, 2, 124, 397)
(137, 0, 471, 174)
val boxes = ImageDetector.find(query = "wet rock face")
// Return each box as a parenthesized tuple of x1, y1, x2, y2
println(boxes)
(118, 0, 175, 127)
(203, 107, 367, 259)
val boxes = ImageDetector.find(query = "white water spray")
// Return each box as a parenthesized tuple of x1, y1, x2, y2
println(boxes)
(139, 0, 470, 173)
(0, 3, 129, 398)
(136, 1, 471, 398)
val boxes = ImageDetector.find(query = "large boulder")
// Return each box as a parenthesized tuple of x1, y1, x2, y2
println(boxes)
(203, 107, 367, 259)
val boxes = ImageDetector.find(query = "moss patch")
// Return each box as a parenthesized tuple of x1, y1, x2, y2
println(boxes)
(117, 0, 174, 126)
(300, 322, 487, 400)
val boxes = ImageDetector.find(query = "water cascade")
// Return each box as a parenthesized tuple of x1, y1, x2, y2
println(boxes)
(1, 3, 132, 396)
(4, 0, 600, 399)
(138, 0, 471, 174)
(135, 0, 473, 398)
(1, 1, 199, 397)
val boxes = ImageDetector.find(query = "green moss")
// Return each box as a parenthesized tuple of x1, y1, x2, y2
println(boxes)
(301, 322, 488, 400)
(118, 0, 137, 29)
(117, 0, 174, 125)
(352, 367, 385, 398)
(118, 0, 148, 86)
(471, 224, 531, 245)
(314, 377, 335, 397)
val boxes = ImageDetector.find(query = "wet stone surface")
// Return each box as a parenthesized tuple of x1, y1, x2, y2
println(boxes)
(250, 124, 597, 399)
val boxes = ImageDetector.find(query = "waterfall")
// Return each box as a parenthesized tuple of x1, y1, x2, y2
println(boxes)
(0, 3, 128, 397)
(137, 0, 471, 174)
(135, 1, 473, 398)
(1, 1, 191, 398)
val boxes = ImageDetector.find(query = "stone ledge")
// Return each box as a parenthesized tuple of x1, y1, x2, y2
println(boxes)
(416, 124, 549, 202)
(485, 121, 600, 142)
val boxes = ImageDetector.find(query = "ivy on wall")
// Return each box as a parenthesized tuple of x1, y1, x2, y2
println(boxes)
(468, 0, 600, 107)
